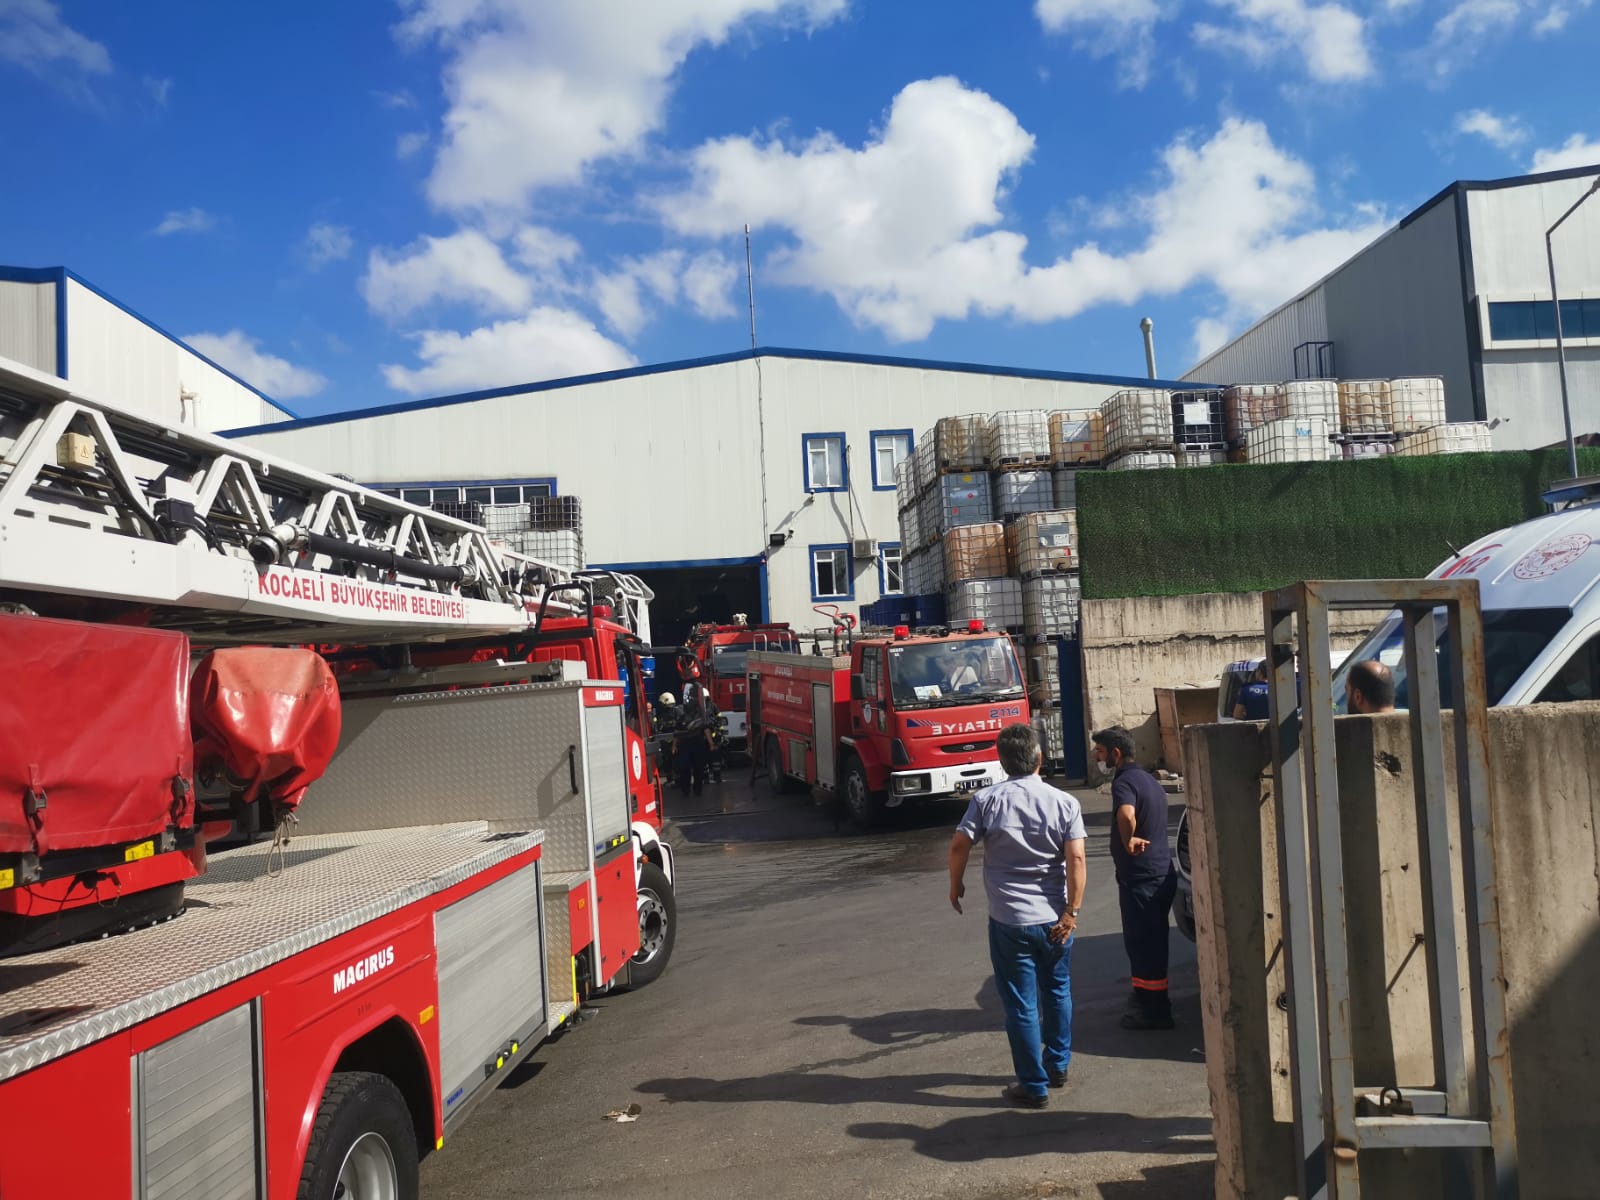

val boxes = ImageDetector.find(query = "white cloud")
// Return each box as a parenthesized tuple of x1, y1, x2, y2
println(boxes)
(153, 207, 216, 236)
(593, 249, 738, 336)
(397, 130, 430, 160)
(361, 229, 533, 318)
(303, 223, 354, 269)
(1531, 134, 1600, 173)
(380, 308, 637, 394)
(1193, 0, 1374, 83)
(660, 81, 1387, 345)
(397, 0, 848, 216)
(144, 75, 172, 105)
(1456, 108, 1528, 150)
(0, 0, 110, 76)
(1034, 0, 1163, 88)
(184, 330, 328, 399)
(373, 88, 417, 109)
(1421, 0, 1587, 74)
(682, 252, 739, 320)
(1191, 317, 1233, 363)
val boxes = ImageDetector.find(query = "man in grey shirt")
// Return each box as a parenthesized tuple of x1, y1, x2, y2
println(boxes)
(949, 723, 1088, 1109)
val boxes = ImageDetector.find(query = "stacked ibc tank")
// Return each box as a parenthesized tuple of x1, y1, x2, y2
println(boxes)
(481, 494, 585, 572)
(1097, 387, 1230, 472)
(1217, 376, 1487, 461)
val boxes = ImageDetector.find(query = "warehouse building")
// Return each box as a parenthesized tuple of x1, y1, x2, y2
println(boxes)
(225, 351, 1205, 644)
(0, 266, 294, 432)
(1184, 164, 1600, 451)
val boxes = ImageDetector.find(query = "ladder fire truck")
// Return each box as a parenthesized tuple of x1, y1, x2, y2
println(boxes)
(0, 356, 676, 1199)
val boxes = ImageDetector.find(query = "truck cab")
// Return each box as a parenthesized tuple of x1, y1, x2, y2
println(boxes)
(750, 625, 1029, 826)
(686, 620, 798, 752)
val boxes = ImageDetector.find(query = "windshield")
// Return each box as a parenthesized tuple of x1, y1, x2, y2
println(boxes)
(1330, 606, 1572, 712)
(712, 635, 798, 676)
(888, 637, 1024, 707)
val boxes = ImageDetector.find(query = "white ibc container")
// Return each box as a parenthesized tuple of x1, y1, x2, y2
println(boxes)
(1283, 380, 1339, 426)
(1022, 574, 1081, 638)
(913, 436, 937, 492)
(1102, 389, 1175, 456)
(1224, 383, 1286, 442)
(985, 410, 1051, 464)
(509, 529, 585, 573)
(899, 498, 922, 550)
(895, 458, 916, 512)
(1338, 380, 1392, 436)
(1052, 467, 1078, 510)
(1106, 450, 1178, 471)
(1395, 422, 1493, 457)
(1026, 645, 1062, 706)
(934, 415, 987, 470)
(1246, 417, 1334, 464)
(916, 489, 939, 546)
(906, 541, 947, 595)
(1177, 449, 1228, 468)
(992, 469, 1053, 518)
(1389, 377, 1447, 434)
(1049, 411, 1104, 465)
(948, 578, 1024, 633)
(1342, 439, 1396, 462)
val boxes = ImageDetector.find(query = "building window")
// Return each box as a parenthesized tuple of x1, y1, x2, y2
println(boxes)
(811, 544, 853, 600)
(374, 478, 558, 508)
(879, 542, 904, 595)
(1488, 298, 1600, 343)
(803, 433, 847, 493)
(870, 429, 913, 490)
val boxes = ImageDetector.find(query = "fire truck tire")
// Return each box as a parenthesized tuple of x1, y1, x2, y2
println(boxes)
(297, 1071, 419, 1200)
(765, 736, 803, 794)
(841, 756, 885, 828)
(627, 861, 677, 988)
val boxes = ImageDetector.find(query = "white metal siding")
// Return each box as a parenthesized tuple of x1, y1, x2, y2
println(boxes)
(64, 281, 291, 433)
(0, 280, 55, 373)
(232, 355, 1127, 627)
(1320, 198, 1476, 422)
(1182, 290, 1329, 385)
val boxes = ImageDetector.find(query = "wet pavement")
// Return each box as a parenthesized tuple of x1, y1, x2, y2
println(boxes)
(419, 772, 1213, 1200)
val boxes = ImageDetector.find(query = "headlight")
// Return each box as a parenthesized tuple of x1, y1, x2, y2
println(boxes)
(892, 774, 930, 794)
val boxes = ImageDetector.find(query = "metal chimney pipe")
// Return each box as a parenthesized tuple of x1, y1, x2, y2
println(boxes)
(1140, 317, 1158, 379)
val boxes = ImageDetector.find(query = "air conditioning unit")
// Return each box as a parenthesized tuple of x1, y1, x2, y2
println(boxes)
(852, 538, 878, 560)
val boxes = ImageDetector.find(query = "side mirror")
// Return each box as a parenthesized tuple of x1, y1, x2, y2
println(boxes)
(850, 673, 866, 700)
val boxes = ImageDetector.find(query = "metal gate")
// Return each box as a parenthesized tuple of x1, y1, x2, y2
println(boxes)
(812, 684, 836, 788)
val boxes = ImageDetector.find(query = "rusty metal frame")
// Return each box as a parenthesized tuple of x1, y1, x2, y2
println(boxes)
(1264, 579, 1517, 1200)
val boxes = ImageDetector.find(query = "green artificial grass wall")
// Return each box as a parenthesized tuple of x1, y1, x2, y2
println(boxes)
(1076, 448, 1600, 600)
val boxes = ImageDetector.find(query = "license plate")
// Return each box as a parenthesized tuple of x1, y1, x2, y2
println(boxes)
(954, 778, 988, 793)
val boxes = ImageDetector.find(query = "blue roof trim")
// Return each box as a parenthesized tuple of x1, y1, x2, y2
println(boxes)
(0, 265, 300, 419)
(220, 346, 1216, 436)
(589, 555, 765, 571)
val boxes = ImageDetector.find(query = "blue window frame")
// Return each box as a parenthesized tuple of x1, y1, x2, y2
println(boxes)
(878, 541, 904, 595)
(1488, 298, 1600, 342)
(802, 432, 847, 493)
(869, 428, 914, 491)
(810, 543, 854, 601)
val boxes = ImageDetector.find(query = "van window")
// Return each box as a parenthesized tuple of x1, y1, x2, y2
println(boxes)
(1332, 607, 1572, 711)
(1535, 631, 1600, 704)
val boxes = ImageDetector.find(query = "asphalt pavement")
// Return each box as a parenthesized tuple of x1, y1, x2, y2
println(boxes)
(419, 771, 1213, 1200)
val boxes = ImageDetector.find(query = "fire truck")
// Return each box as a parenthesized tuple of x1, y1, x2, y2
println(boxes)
(681, 618, 798, 752)
(0, 356, 676, 1198)
(747, 620, 1030, 826)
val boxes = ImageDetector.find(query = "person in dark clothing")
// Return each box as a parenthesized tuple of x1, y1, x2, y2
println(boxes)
(675, 684, 713, 796)
(1232, 663, 1271, 721)
(1092, 725, 1178, 1030)
(1347, 659, 1396, 714)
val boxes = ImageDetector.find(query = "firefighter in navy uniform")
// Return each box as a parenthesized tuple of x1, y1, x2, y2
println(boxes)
(676, 683, 714, 796)
(654, 692, 681, 781)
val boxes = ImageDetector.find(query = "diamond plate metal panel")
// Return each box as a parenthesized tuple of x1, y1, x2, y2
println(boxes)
(295, 682, 596, 875)
(0, 823, 541, 1083)
(542, 876, 576, 1033)
(137, 1003, 258, 1200)
(583, 705, 629, 854)
(435, 862, 544, 1120)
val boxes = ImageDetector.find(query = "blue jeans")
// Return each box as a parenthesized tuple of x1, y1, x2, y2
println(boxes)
(988, 918, 1074, 1098)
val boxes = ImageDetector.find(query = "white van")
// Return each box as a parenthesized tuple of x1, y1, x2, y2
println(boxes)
(1175, 482, 1600, 941)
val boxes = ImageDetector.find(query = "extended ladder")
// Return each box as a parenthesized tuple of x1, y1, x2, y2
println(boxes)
(0, 355, 590, 645)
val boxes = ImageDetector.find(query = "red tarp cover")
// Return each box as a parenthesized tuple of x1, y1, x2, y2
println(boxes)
(190, 648, 341, 815)
(0, 614, 193, 856)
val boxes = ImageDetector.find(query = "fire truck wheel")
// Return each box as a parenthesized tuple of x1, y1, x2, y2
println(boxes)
(765, 737, 801, 794)
(297, 1071, 419, 1200)
(842, 756, 885, 828)
(627, 861, 677, 987)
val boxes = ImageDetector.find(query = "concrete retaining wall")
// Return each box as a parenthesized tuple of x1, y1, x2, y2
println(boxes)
(1183, 703, 1600, 1200)
(1080, 592, 1372, 767)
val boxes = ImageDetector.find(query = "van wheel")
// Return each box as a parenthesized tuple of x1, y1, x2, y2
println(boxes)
(842, 757, 886, 828)
(297, 1071, 418, 1200)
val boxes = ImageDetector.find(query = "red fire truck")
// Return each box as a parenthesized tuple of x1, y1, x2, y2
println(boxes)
(0, 356, 675, 1198)
(748, 622, 1030, 826)
(682, 618, 799, 752)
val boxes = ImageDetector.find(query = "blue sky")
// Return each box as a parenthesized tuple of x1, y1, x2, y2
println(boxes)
(2, 0, 1596, 417)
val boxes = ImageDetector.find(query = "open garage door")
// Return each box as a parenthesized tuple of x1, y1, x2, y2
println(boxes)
(594, 557, 765, 696)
